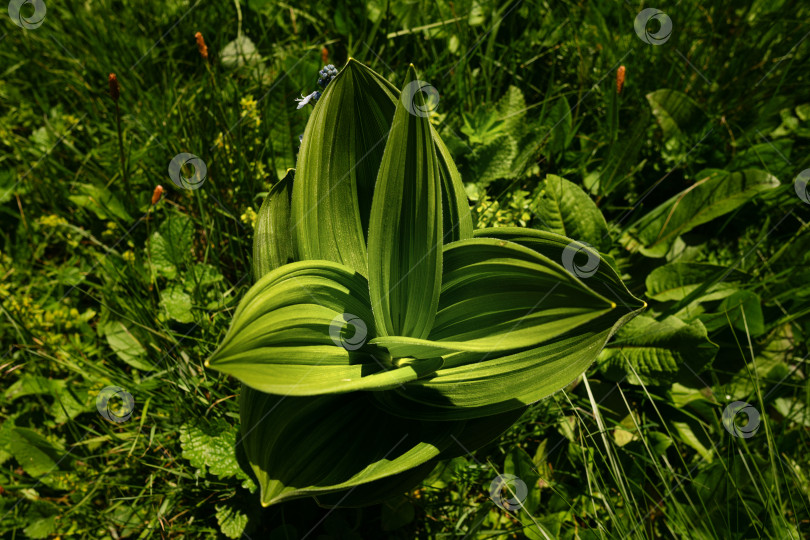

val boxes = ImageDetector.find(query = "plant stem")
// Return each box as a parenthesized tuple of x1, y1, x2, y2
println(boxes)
(114, 101, 132, 206)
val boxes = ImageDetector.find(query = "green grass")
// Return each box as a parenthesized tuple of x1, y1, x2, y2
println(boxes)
(1, 0, 809, 538)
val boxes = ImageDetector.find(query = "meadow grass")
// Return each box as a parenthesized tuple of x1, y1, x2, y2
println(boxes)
(1, 0, 808, 538)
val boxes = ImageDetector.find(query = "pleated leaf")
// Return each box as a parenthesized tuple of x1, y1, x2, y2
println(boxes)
(371, 238, 615, 358)
(434, 128, 473, 242)
(472, 227, 636, 306)
(253, 169, 296, 280)
(367, 65, 443, 339)
(239, 389, 462, 506)
(291, 59, 398, 275)
(206, 261, 441, 395)
(374, 313, 639, 421)
(372, 231, 645, 421)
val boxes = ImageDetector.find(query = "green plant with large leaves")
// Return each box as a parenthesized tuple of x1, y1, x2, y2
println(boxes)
(206, 60, 645, 507)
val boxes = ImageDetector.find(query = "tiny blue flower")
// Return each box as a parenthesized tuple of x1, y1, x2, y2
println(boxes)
(317, 64, 339, 88)
(295, 91, 321, 109)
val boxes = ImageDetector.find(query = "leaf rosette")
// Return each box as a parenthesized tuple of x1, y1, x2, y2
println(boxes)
(206, 60, 644, 507)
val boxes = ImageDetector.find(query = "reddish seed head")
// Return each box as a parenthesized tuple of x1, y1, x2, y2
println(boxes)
(108, 73, 119, 101)
(321, 46, 329, 65)
(152, 185, 164, 205)
(195, 32, 208, 61)
(616, 65, 626, 95)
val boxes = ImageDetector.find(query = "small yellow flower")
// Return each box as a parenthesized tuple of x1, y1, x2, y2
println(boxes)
(240, 207, 258, 229)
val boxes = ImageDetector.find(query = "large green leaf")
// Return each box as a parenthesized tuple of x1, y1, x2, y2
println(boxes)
(646, 89, 709, 142)
(367, 65, 443, 339)
(206, 261, 440, 395)
(239, 389, 461, 506)
(313, 404, 528, 508)
(371, 238, 615, 357)
(373, 235, 644, 420)
(433, 128, 473, 242)
(645, 262, 746, 302)
(374, 314, 637, 421)
(532, 174, 611, 251)
(598, 315, 718, 385)
(624, 169, 780, 257)
(471, 227, 634, 306)
(291, 59, 398, 275)
(253, 169, 296, 280)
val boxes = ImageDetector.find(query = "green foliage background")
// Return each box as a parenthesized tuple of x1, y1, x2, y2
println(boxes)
(1, 0, 809, 538)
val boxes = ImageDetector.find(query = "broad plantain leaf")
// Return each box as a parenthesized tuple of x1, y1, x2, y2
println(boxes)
(646, 262, 746, 302)
(624, 168, 780, 257)
(646, 89, 709, 142)
(532, 174, 611, 251)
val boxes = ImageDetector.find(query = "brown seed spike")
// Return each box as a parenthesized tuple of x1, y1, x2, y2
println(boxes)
(321, 46, 329, 64)
(108, 73, 119, 101)
(151, 185, 164, 205)
(616, 65, 626, 95)
(195, 31, 209, 61)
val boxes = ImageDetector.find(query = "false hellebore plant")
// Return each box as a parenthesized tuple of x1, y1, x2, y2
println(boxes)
(206, 60, 645, 507)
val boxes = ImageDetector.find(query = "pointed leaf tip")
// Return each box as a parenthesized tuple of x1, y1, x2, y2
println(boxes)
(367, 67, 443, 339)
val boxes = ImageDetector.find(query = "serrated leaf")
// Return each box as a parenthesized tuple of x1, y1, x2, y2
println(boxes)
(216, 504, 249, 539)
(160, 285, 194, 323)
(367, 65, 443, 339)
(184, 263, 224, 291)
(179, 419, 246, 479)
(598, 315, 718, 385)
(147, 214, 194, 279)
